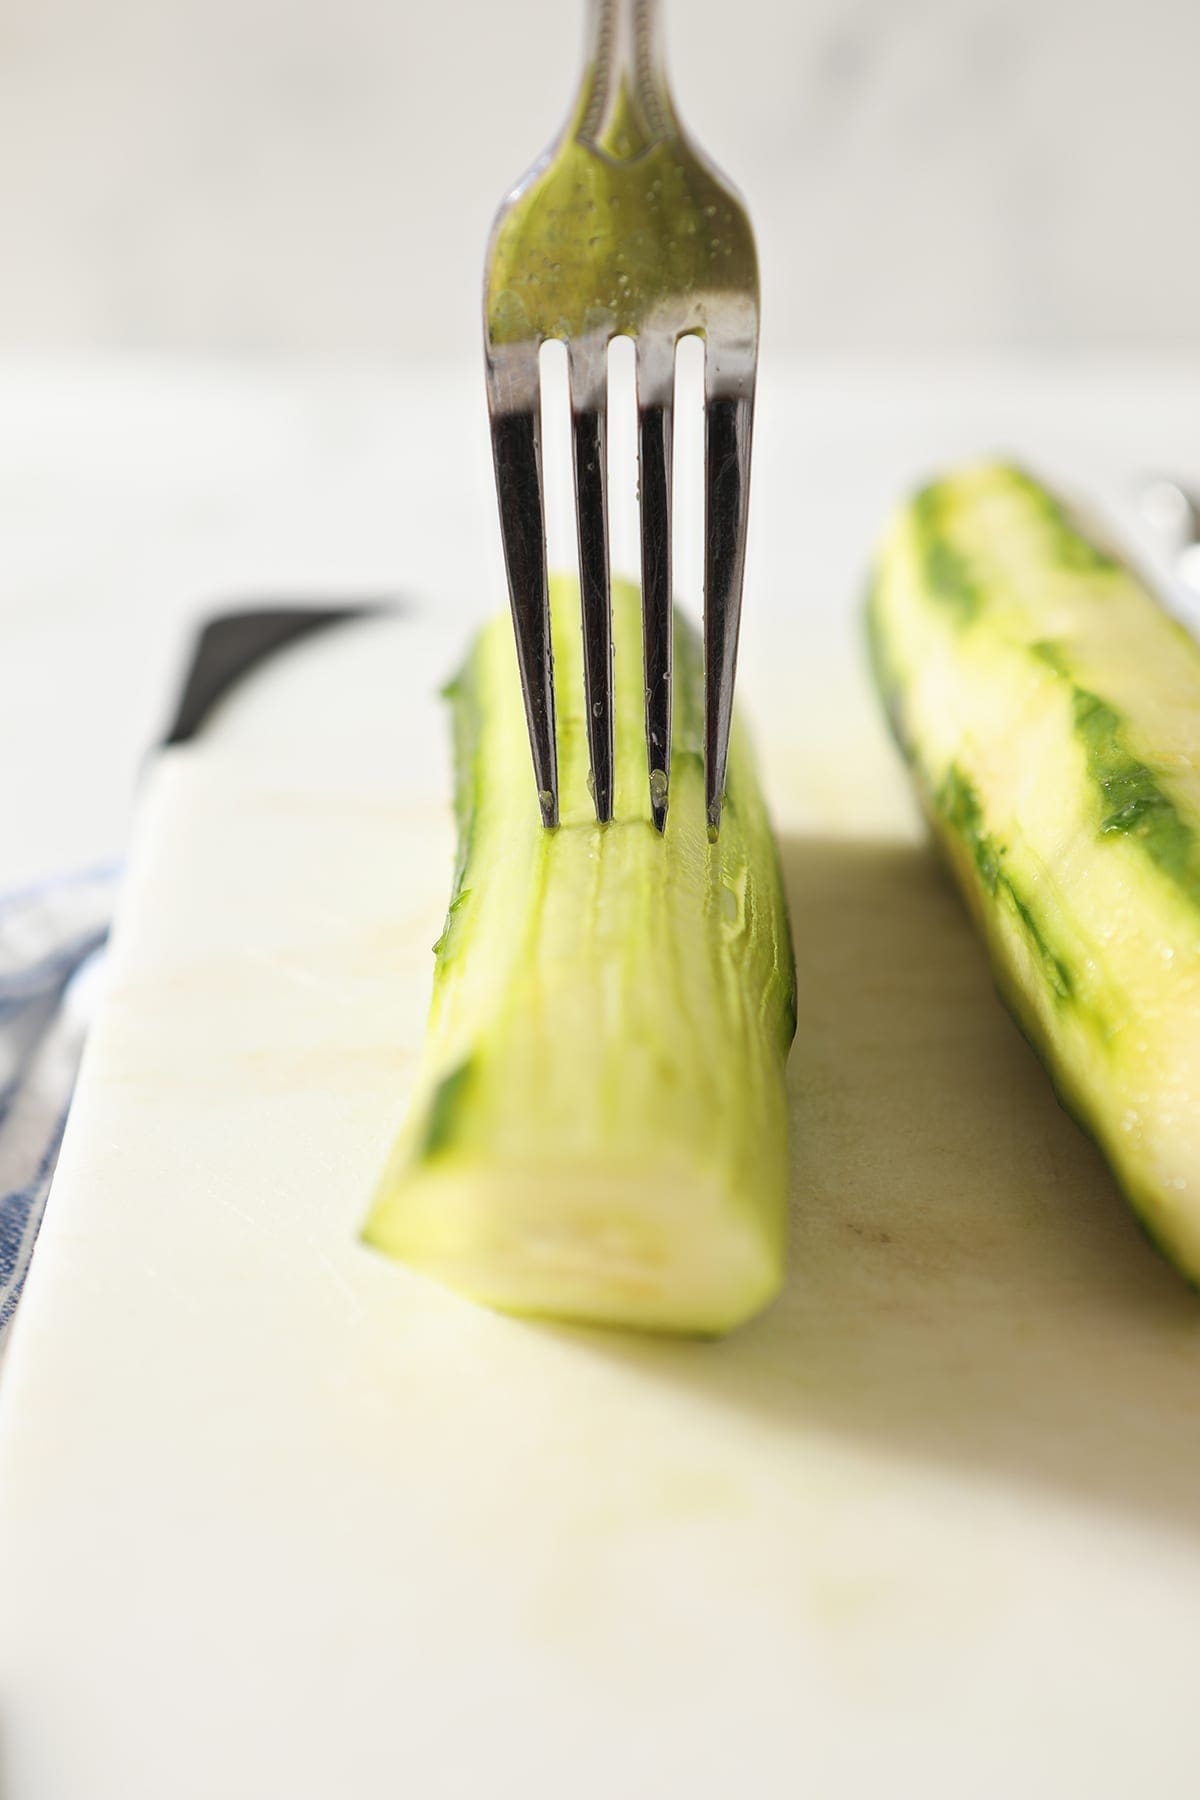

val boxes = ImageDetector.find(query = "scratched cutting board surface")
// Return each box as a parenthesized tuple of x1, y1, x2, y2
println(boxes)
(5, 363, 1200, 1798)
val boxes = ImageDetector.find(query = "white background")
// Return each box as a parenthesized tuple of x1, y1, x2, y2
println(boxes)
(3, 0, 1200, 883)
(3, 0, 1199, 357)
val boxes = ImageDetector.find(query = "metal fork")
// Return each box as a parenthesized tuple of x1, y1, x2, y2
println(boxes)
(483, 0, 759, 834)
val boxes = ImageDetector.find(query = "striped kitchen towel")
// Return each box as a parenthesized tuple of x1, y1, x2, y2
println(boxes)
(0, 868, 117, 1348)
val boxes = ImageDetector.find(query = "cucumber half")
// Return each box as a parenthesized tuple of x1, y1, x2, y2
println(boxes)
(364, 578, 796, 1336)
(870, 460, 1200, 1283)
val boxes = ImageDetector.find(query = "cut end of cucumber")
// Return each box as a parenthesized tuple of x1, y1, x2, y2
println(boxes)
(363, 1159, 784, 1337)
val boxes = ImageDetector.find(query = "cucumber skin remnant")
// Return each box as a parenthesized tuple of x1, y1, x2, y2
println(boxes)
(364, 577, 797, 1338)
(869, 459, 1200, 1286)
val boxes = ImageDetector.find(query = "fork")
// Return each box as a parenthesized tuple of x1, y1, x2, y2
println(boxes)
(483, 0, 759, 834)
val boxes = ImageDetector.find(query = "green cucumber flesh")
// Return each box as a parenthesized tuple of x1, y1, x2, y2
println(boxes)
(363, 578, 796, 1336)
(870, 460, 1200, 1282)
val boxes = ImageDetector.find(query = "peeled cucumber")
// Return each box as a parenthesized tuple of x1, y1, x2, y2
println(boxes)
(363, 578, 796, 1335)
(869, 460, 1200, 1282)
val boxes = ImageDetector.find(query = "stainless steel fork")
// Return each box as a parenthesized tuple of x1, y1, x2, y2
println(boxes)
(483, 0, 759, 834)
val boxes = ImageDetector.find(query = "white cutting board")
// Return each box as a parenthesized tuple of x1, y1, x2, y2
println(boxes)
(5, 360, 1200, 1799)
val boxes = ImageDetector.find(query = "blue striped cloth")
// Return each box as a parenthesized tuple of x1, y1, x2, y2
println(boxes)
(0, 869, 117, 1349)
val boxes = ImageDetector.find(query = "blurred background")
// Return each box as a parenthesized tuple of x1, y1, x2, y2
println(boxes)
(5, 0, 1200, 890)
(4, 0, 1200, 358)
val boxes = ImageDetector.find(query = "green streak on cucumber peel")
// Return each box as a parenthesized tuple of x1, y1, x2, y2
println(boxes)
(364, 578, 797, 1337)
(1072, 688, 1200, 901)
(911, 483, 982, 625)
(936, 765, 1075, 1004)
(869, 459, 1200, 1287)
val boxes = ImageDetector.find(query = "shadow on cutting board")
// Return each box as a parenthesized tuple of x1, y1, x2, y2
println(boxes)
(564, 833, 1200, 1539)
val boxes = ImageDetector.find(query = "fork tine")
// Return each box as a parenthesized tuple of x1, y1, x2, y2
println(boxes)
(485, 347, 558, 829)
(636, 335, 674, 833)
(568, 336, 613, 824)
(703, 354, 756, 836)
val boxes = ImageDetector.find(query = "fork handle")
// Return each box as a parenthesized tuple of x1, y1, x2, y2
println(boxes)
(575, 0, 675, 158)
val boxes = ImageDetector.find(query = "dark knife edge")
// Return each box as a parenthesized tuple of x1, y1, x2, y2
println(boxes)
(161, 601, 402, 747)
